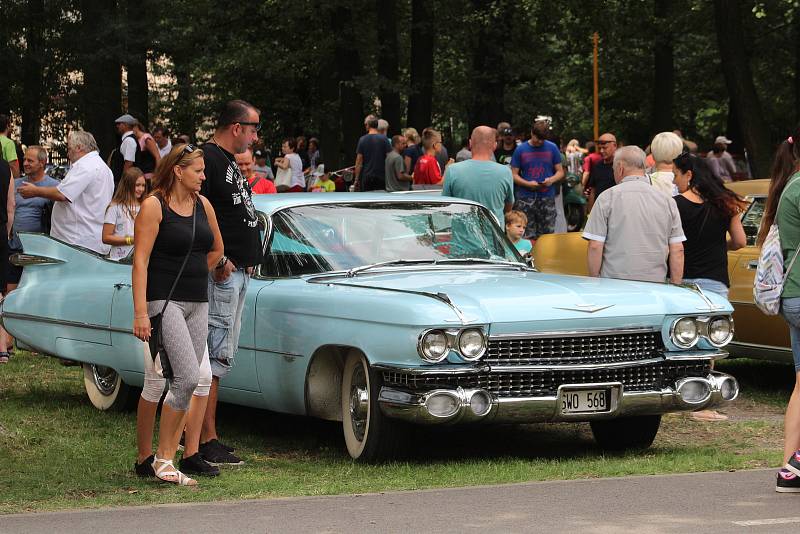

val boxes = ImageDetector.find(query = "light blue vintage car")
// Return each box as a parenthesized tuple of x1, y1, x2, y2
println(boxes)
(2, 193, 739, 461)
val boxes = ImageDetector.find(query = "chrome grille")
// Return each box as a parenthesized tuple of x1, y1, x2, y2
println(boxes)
(485, 331, 663, 366)
(382, 361, 710, 398)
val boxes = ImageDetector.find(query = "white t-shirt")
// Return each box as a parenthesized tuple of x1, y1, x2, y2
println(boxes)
(287, 153, 305, 188)
(104, 203, 139, 260)
(51, 151, 114, 254)
(120, 131, 137, 162)
(158, 138, 172, 158)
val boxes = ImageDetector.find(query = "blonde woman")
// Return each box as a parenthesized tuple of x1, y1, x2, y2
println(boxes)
(132, 144, 223, 485)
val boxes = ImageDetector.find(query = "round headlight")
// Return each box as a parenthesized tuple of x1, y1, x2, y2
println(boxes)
(419, 330, 449, 362)
(707, 316, 734, 347)
(672, 317, 699, 348)
(457, 328, 486, 360)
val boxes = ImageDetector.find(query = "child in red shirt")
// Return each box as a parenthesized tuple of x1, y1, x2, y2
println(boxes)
(413, 129, 444, 187)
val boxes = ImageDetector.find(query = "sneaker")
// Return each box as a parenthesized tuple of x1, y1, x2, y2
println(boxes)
(134, 455, 156, 477)
(776, 469, 800, 493)
(786, 450, 800, 477)
(179, 453, 220, 477)
(217, 439, 235, 453)
(0, 353, 8, 364)
(199, 439, 244, 466)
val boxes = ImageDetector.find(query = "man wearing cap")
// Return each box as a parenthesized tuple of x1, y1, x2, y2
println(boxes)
(253, 149, 274, 182)
(585, 132, 617, 209)
(707, 135, 737, 182)
(494, 122, 516, 166)
(115, 114, 138, 173)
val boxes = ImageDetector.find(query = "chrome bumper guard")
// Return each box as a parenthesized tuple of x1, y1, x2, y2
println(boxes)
(377, 370, 739, 425)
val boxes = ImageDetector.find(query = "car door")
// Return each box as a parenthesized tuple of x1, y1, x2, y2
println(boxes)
(727, 195, 791, 350)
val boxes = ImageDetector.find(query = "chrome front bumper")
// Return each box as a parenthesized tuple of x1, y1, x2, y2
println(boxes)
(378, 371, 739, 425)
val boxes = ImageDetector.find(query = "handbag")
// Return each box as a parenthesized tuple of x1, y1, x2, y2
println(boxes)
(148, 198, 197, 378)
(754, 175, 800, 315)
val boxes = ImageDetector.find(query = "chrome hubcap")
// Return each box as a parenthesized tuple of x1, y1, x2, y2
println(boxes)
(92, 365, 118, 396)
(349, 366, 368, 442)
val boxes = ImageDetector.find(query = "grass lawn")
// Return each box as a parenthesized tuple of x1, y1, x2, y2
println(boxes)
(0, 353, 792, 514)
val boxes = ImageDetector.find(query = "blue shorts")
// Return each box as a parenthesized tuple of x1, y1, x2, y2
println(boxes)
(207, 270, 249, 378)
(781, 297, 800, 372)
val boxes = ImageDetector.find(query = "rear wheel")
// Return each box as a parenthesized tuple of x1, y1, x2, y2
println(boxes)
(82, 363, 137, 411)
(341, 350, 404, 461)
(590, 415, 661, 451)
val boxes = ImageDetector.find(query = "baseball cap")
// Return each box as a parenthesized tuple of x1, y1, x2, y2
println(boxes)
(254, 149, 264, 157)
(312, 164, 325, 177)
(715, 136, 732, 145)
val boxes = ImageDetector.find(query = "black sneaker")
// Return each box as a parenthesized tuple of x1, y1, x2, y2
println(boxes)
(199, 439, 244, 466)
(179, 452, 220, 477)
(776, 469, 800, 493)
(134, 455, 155, 477)
(786, 450, 800, 477)
(217, 439, 235, 453)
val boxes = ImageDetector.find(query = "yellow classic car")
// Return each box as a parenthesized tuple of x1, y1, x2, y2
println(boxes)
(532, 179, 791, 363)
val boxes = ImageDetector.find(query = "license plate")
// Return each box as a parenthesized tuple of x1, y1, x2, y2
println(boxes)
(559, 388, 610, 414)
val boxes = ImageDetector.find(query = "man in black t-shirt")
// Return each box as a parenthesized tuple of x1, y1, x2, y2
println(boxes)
(354, 116, 391, 191)
(195, 99, 262, 470)
(494, 123, 516, 166)
(587, 132, 618, 209)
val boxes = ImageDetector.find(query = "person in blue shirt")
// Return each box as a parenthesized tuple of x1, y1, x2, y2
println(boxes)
(505, 210, 532, 256)
(510, 120, 565, 240)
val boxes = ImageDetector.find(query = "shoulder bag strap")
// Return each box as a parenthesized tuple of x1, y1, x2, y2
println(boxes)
(777, 174, 800, 279)
(249, 175, 262, 190)
(158, 199, 197, 316)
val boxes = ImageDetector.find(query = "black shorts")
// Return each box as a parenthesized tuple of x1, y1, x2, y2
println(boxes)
(6, 251, 20, 285)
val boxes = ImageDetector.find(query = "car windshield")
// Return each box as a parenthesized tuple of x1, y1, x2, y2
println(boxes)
(261, 202, 521, 277)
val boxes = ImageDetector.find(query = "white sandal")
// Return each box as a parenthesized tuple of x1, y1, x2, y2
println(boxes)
(152, 456, 197, 486)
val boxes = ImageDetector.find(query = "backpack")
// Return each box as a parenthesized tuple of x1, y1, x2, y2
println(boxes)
(753, 176, 800, 315)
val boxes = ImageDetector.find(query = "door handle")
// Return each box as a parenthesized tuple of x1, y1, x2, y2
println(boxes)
(114, 283, 132, 289)
(747, 260, 758, 270)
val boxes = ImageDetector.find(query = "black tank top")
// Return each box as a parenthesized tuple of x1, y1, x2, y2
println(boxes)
(135, 141, 156, 174)
(674, 195, 730, 286)
(146, 195, 214, 302)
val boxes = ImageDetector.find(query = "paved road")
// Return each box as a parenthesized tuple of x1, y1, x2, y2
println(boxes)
(2, 468, 799, 533)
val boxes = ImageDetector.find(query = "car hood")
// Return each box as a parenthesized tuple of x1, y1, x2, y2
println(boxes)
(319, 268, 732, 327)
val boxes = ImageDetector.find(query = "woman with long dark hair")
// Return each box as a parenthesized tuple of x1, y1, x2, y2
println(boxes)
(132, 144, 224, 485)
(758, 130, 800, 492)
(672, 153, 747, 423)
(672, 153, 747, 299)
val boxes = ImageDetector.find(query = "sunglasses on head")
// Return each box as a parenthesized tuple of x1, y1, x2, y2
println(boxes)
(181, 143, 197, 154)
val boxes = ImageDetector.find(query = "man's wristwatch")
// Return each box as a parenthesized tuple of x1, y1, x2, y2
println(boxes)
(215, 255, 228, 270)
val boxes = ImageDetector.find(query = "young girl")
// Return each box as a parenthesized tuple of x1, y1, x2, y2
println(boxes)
(103, 167, 146, 261)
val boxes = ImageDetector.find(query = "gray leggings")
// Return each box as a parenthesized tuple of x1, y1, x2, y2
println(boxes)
(147, 300, 209, 411)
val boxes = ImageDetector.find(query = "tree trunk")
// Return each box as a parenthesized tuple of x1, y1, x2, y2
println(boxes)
(795, 16, 800, 125)
(376, 0, 401, 136)
(651, 0, 674, 135)
(80, 0, 121, 160)
(407, 0, 434, 131)
(713, 0, 772, 177)
(127, 53, 149, 127)
(20, 0, 44, 146)
(468, 0, 506, 130)
(331, 5, 364, 164)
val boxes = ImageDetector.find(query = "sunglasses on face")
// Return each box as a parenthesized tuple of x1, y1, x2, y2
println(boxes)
(237, 121, 262, 132)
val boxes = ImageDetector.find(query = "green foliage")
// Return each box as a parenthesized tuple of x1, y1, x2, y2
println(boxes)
(1, 0, 799, 159)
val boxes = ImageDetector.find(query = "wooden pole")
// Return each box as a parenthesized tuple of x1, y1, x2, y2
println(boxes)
(593, 32, 599, 141)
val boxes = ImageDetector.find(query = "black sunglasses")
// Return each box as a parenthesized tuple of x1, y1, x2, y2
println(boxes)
(237, 121, 262, 132)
